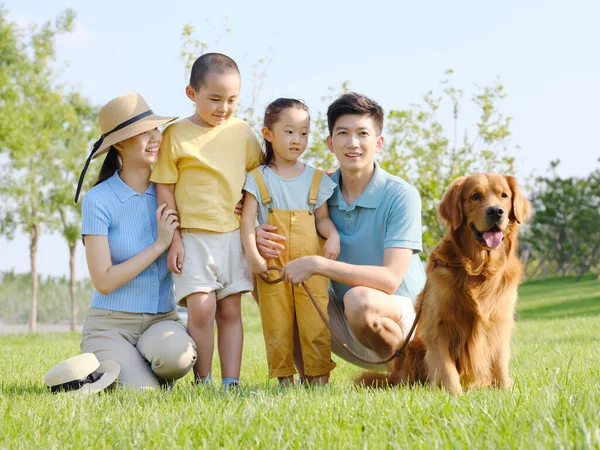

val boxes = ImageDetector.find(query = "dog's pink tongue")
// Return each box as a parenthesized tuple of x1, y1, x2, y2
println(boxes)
(483, 231, 503, 248)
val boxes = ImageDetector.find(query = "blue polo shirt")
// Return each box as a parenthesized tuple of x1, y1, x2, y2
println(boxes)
(81, 171, 175, 314)
(328, 164, 426, 304)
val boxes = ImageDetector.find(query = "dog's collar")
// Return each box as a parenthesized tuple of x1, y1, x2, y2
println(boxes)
(433, 257, 463, 268)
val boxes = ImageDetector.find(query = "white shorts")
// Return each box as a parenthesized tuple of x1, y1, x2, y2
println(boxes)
(175, 229, 252, 306)
(327, 288, 416, 371)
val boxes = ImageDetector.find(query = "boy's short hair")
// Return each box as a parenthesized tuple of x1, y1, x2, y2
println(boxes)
(327, 92, 384, 136)
(189, 53, 240, 91)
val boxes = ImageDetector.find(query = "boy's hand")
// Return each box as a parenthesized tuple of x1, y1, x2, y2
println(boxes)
(249, 257, 269, 278)
(234, 198, 244, 216)
(155, 203, 179, 251)
(167, 237, 185, 274)
(323, 234, 340, 260)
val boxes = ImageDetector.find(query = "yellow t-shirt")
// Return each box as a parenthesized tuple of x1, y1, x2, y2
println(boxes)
(150, 117, 262, 232)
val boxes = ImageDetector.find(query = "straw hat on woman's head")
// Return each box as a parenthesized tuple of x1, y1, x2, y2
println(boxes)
(74, 93, 177, 203)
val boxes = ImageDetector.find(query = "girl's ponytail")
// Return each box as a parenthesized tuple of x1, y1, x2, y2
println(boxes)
(94, 146, 121, 186)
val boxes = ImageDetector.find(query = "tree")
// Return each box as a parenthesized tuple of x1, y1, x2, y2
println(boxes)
(382, 71, 516, 253)
(523, 160, 600, 279)
(46, 92, 99, 332)
(0, 7, 76, 332)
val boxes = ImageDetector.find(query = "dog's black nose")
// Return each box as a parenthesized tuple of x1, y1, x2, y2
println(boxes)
(486, 205, 504, 219)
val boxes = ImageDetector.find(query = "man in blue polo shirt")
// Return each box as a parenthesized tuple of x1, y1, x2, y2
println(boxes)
(258, 93, 426, 372)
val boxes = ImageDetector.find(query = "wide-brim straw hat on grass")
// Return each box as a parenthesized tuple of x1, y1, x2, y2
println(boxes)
(74, 93, 177, 203)
(44, 353, 120, 395)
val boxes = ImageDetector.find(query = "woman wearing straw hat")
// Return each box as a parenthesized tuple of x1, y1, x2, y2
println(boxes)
(75, 93, 197, 390)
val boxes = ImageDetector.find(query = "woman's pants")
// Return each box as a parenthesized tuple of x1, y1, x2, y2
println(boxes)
(81, 307, 197, 389)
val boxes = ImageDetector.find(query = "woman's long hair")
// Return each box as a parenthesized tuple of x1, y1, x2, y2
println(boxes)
(94, 146, 121, 186)
(262, 98, 310, 167)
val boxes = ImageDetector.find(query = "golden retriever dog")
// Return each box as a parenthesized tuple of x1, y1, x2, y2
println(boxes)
(358, 174, 531, 395)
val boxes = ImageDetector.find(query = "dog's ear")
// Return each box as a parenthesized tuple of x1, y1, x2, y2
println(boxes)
(505, 175, 532, 224)
(439, 176, 466, 231)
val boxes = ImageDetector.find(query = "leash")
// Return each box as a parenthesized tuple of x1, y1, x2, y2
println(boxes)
(260, 266, 421, 365)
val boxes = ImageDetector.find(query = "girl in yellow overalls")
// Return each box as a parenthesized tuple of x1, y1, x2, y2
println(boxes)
(241, 98, 339, 385)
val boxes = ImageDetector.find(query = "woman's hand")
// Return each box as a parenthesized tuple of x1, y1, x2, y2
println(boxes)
(155, 203, 179, 251)
(256, 224, 286, 259)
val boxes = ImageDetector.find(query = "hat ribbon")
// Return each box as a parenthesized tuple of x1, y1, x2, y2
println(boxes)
(50, 366, 106, 393)
(74, 109, 154, 204)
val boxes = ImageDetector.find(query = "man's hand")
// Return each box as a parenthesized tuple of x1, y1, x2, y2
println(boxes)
(256, 224, 286, 259)
(281, 255, 319, 285)
(167, 238, 185, 274)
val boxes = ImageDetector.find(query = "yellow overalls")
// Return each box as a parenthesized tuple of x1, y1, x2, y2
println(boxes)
(251, 168, 336, 378)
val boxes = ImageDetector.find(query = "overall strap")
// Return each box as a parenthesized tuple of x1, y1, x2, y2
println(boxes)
(308, 169, 324, 215)
(250, 168, 274, 212)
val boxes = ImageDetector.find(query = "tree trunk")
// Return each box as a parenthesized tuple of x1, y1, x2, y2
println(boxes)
(29, 223, 39, 333)
(69, 243, 78, 332)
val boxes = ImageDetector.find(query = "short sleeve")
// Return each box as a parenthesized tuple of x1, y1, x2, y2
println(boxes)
(242, 171, 261, 203)
(81, 191, 110, 237)
(384, 186, 423, 253)
(150, 124, 179, 184)
(245, 126, 262, 172)
(316, 171, 337, 209)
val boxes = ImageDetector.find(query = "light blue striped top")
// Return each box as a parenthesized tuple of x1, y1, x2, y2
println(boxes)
(81, 171, 175, 314)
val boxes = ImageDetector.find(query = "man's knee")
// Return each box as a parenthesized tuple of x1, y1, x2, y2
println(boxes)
(343, 287, 378, 330)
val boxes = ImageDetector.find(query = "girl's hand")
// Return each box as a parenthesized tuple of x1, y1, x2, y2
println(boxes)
(323, 234, 340, 260)
(250, 257, 269, 278)
(155, 203, 179, 251)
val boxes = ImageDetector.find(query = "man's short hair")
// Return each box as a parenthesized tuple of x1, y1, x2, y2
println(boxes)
(327, 92, 384, 136)
(189, 53, 240, 91)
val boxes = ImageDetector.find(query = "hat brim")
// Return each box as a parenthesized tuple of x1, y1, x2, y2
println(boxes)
(91, 114, 178, 159)
(67, 359, 121, 395)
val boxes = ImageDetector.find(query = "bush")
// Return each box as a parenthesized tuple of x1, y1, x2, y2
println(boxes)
(0, 271, 94, 324)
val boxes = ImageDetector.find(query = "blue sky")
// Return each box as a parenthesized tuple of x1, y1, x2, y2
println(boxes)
(1, 0, 598, 278)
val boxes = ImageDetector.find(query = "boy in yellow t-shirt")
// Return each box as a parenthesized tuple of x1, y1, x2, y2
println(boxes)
(150, 53, 261, 387)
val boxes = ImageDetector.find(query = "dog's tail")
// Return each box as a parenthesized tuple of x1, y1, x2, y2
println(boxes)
(354, 338, 428, 388)
(355, 371, 393, 388)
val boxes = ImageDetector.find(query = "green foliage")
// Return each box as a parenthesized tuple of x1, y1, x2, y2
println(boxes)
(522, 160, 600, 279)
(1, 277, 599, 449)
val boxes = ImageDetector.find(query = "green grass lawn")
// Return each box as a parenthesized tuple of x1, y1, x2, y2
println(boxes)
(1, 275, 599, 449)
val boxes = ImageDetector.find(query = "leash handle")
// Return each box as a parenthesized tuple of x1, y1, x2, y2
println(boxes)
(260, 266, 420, 366)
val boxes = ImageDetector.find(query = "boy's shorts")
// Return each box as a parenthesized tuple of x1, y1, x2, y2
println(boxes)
(175, 229, 252, 306)
(327, 288, 416, 372)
